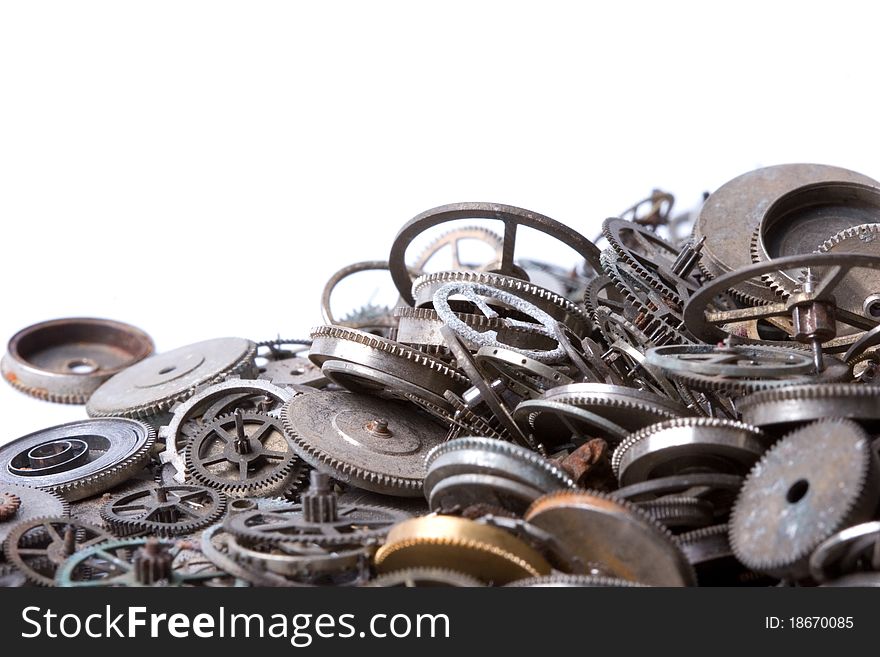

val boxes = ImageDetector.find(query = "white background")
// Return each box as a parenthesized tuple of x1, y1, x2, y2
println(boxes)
(2, 1, 880, 440)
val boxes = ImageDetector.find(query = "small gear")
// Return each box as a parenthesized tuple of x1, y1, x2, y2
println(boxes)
(0, 418, 155, 501)
(282, 390, 447, 497)
(411, 225, 504, 272)
(100, 484, 227, 537)
(186, 409, 301, 496)
(0, 491, 22, 521)
(87, 337, 258, 419)
(730, 419, 880, 579)
(4, 517, 112, 586)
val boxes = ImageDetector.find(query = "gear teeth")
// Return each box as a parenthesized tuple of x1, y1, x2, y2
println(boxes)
(100, 485, 228, 538)
(611, 417, 765, 479)
(413, 225, 504, 269)
(186, 412, 299, 496)
(280, 408, 423, 495)
(1, 374, 89, 404)
(424, 436, 576, 489)
(309, 325, 469, 386)
(817, 222, 880, 253)
(88, 341, 258, 420)
(505, 574, 646, 587)
(749, 224, 793, 299)
(729, 418, 879, 578)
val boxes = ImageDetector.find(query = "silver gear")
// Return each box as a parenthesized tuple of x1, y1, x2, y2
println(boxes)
(424, 437, 575, 514)
(411, 225, 504, 272)
(612, 417, 766, 486)
(0, 483, 70, 545)
(730, 419, 880, 579)
(738, 383, 880, 428)
(87, 337, 258, 419)
(366, 567, 484, 587)
(282, 390, 447, 497)
(186, 410, 302, 496)
(0, 418, 155, 501)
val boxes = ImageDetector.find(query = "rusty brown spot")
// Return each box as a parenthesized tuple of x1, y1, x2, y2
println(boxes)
(556, 439, 615, 490)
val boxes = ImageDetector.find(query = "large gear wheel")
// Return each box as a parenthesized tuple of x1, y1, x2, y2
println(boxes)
(4, 517, 112, 586)
(87, 337, 258, 419)
(365, 567, 484, 587)
(0, 418, 155, 501)
(100, 484, 227, 537)
(282, 391, 447, 497)
(411, 225, 504, 272)
(729, 419, 880, 579)
(738, 383, 880, 428)
(504, 574, 645, 587)
(186, 410, 301, 496)
(524, 489, 695, 586)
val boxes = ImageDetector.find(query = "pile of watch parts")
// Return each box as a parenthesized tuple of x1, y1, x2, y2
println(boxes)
(3, 163, 880, 588)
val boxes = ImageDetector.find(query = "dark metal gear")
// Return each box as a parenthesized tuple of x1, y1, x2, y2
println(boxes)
(730, 419, 880, 579)
(100, 484, 227, 537)
(0, 483, 70, 545)
(4, 517, 112, 586)
(186, 409, 301, 495)
(365, 567, 484, 587)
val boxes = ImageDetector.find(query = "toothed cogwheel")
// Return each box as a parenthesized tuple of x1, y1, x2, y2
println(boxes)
(504, 574, 646, 587)
(365, 567, 484, 587)
(186, 411, 302, 496)
(282, 391, 447, 497)
(4, 517, 112, 587)
(100, 484, 227, 537)
(0, 491, 22, 521)
(729, 419, 880, 580)
(0, 483, 70, 545)
(738, 383, 880, 428)
(0, 418, 155, 501)
(524, 489, 696, 586)
(611, 417, 766, 486)
(423, 437, 576, 514)
(308, 325, 469, 409)
(373, 515, 551, 584)
(411, 225, 504, 272)
(412, 270, 592, 338)
(87, 337, 258, 419)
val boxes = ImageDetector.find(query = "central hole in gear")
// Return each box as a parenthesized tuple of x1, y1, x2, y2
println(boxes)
(868, 301, 880, 318)
(158, 366, 176, 375)
(67, 359, 97, 374)
(786, 479, 809, 503)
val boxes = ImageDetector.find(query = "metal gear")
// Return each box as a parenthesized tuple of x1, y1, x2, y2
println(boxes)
(366, 567, 484, 587)
(158, 378, 296, 484)
(0, 418, 155, 501)
(373, 515, 551, 585)
(738, 383, 880, 428)
(411, 225, 504, 272)
(611, 417, 766, 486)
(729, 419, 880, 579)
(0, 490, 21, 521)
(186, 409, 301, 496)
(282, 390, 447, 497)
(100, 484, 227, 537)
(423, 437, 576, 514)
(87, 337, 258, 419)
(57, 537, 236, 587)
(309, 325, 469, 409)
(1, 317, 154, 404)
(524, 489, 696, 586)
(412, 270, 592, 338)
(505, 574, 645, 587)
(4, 517, 112, 586)
(389, 202, 603, 307)
(0, 483, 69, 545)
